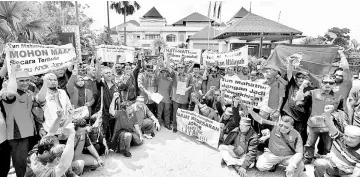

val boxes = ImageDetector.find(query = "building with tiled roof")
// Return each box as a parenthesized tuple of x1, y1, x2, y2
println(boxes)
(111, 7, 224, 49)
(213, 11, 303, 56)
(227, 7, 249, 25)
(187, 26, 222, 50)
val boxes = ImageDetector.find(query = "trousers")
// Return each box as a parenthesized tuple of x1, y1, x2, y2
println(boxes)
(157, 102, 171, 126)
(172, 101, 188, 129)
(304, 126, 332, 160)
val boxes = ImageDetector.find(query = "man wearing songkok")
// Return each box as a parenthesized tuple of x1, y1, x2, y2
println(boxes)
(219, 116, 259, 177)
(314, 105, 360, 177)
(295, 74, 343, 164)
(138, 62, 158, 115)
(109, 92, 143, 158)
(250, 111, 304, 177)
(132, 96, 160, 139)
(1, 68, 37, 177)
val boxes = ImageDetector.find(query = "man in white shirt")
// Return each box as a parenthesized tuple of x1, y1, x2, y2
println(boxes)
(37, 73, 72, 141)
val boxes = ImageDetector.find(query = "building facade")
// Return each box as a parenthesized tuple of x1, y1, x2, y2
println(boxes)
(110, 7, 222, 49)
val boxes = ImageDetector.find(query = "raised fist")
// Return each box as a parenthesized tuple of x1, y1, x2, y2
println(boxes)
(113, 92, 120, 99)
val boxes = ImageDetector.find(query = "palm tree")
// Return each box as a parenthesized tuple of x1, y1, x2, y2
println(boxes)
(110, 1, 140, 45)
(152, 38, 167, 55)
(350, 39, 360, 52)
(0, 2, 47, 43)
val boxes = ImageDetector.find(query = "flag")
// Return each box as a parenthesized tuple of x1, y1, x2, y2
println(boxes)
(265, 44, 339, 87)
(213, 1, 217, 19)
(217, 1, 222, 20)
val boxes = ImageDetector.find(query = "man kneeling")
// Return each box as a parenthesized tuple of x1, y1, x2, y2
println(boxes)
(110, 92, 143, 158)
(249, 109, 304, 177)
(219, 116, 259, 177)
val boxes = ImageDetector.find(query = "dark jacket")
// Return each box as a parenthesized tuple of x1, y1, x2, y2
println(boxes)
(226, 127, 259, 169)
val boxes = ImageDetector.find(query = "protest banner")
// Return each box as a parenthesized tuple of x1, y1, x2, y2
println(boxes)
(96, 45, 135, 63)
(176, 109, 221, 149)
(5, 43, 60, 49)
(165, 48, 201, 64)
(202, 46, 249, 67)
(265, 44, 339, 87)
(5, 43, 76, 76)
(220, 75, 270, 108)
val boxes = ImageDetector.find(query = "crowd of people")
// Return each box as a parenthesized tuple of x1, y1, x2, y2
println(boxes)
(0, 47, 359, 177)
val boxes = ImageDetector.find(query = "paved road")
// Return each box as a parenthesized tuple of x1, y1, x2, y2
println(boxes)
(82, 128, 314, 177)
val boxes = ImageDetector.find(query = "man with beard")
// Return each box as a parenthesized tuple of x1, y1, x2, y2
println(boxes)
(295, 74, 343, 164)
(37, 73, 73, 142)
(283, 54, 314, 145)
(117, 55, 142, 102)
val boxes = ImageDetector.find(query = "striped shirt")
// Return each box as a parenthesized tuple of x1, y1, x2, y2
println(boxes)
(327, 131, 360, 174)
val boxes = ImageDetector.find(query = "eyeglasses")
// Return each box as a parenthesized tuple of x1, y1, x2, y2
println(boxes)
(322, 81, 335, 85)
(211, 70, 217, 73)
(278, 123, 290, 129)
(178, 66, 184, 69)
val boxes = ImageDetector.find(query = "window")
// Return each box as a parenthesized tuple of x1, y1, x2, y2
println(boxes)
(137, 35, 140, 39)
(145, 34, 160, 40)
(179, 34, 185, 42)
(166, 34, 176, 42)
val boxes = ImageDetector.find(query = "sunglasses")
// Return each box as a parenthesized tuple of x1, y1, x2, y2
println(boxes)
(211, 70, 217, 73)
(322, 81, 335, 85)
(178, 66, 184, 69)
(278, 123, 290, 129)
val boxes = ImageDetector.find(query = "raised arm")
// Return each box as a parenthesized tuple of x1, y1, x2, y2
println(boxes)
(55, 124, 76, 177)
(248, 108, 276, 126)
(95, 57, 102, 82)
(109, 92, 119, 117)
(0, 59, 7, 78)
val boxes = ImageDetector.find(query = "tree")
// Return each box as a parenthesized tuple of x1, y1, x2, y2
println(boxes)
(0, 1, 48, 43)
(96, 26, 114, 45)
(350, 39, 360, 52)
(110, 1, 140, 45)
(152, 38, 167, 55)
(324, 27, 350, 48)
(300, 36, 325, 45)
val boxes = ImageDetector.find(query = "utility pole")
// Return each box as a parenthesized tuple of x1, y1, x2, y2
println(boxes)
(278, 11, 281, 22)
(250, 1, 252, 13)
(75, 1, 80, 28)
(107, 1, 110, 39)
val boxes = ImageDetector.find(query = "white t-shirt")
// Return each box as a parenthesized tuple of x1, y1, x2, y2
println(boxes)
(41, 89, 72, 134)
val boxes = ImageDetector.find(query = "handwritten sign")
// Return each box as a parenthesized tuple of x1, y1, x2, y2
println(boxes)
(96, 44, 135, 63)
(176, 109, 221, 149)
(220, 75, 270, 108)
(202, 46, 248, 67)
(165, 48, 201, 64)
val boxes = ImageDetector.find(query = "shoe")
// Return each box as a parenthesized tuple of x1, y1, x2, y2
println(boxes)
(221, 159, 226, 167)
(122, 151, 132, 157)
(268, 164, 277, 172)
(143, 134, 153, 139)
(151, 132, 155, 137)
(173, 128, 178, 133)
(165, 125, 172, 130)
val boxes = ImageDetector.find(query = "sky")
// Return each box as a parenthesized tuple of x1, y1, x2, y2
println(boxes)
(81, 0, 361, 41)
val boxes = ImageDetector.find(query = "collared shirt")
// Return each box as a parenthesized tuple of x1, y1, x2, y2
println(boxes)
(190, 73, 203, 93)
(328, 130, 360, 174)
(41, 89, 72, 133)
(137, 72, 157, 104)
(268, 126, 303, 157)
(206, 74, 221, 92)
(156, 73, 172, 103)
(171, 70, 191, 104)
